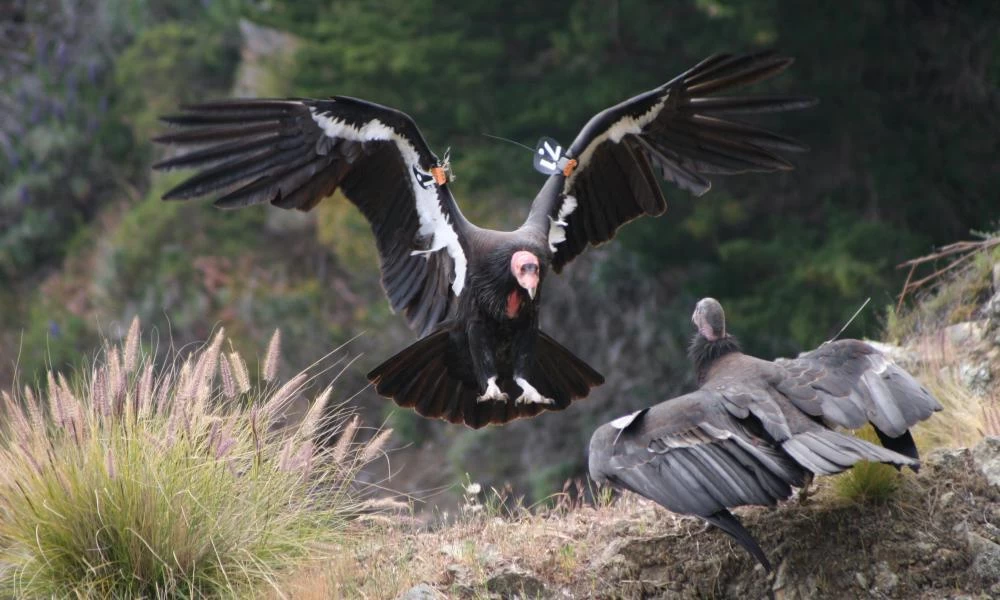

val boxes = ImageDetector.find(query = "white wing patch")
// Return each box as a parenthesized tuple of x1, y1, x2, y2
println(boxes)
(565, 93, 668, 191)
(547, 194, 577, 252)
(309, 107, 468, 296)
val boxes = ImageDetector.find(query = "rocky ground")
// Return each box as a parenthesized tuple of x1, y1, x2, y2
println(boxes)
(283, 437, 1000, 600)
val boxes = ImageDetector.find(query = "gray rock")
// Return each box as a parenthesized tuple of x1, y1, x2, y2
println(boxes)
(967, 531, 1000, 584)
(440, 541, 501, 565)
(959, 361, 992, 395)
(973, 436, 1000, 488)
(398, 583, 446, 600)
(946, 321, 986, 346)
(595, 552, 639, 583)
(873, 561, 898, 594)
(924, 447, 970, 472)
(486, 566, 547, 599)
(864, 340, 922, 370)
(445, 563, 473, 591)
(771, 560, 820, 600)
(854, 572, 868, 589)
(986, 291, 1000, 320)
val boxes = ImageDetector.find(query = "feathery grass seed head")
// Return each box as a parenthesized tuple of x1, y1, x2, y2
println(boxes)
(264, 329, 282, 382)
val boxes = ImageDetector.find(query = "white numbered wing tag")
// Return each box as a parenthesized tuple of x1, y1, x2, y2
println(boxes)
(533, 137, 573, 176)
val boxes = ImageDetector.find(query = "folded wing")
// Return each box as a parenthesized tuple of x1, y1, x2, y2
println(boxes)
(773, 339, 943, 458)
(589, 382, 919, 570)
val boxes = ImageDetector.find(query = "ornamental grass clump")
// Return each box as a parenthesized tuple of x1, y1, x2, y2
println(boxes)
(0, 318, 390, 598)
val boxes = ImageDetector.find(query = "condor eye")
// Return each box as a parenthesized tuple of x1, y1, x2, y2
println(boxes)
(521, 263, 538, 275)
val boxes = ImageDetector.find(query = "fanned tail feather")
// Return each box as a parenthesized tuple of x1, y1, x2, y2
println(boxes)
(367, 327, 603, 428)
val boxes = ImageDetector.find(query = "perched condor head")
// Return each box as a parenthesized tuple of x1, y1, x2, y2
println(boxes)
(692, 297, 726, 341)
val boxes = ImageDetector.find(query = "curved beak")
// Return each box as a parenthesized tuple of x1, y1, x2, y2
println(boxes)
(518, 272, 539, 301)
(511, 250, 540, 302)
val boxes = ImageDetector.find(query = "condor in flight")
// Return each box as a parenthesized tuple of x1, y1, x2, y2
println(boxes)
(154, 52, 814, 428)
(589, 298, 942, 570)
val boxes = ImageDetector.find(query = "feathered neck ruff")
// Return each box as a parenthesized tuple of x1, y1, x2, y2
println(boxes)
(688, 333, 742, 385)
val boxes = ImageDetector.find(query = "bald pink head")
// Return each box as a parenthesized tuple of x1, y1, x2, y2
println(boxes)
(511, 250, 540, 300)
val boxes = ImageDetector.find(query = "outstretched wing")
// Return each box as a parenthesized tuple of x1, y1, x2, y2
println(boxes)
(526, 51, 815, 272)
(153, 97, 468, 337)
(773, 339, 942, 454)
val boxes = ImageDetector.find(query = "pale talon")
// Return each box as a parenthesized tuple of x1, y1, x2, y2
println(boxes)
(477, 377, 508, 403)
(514, 377, 554, 405)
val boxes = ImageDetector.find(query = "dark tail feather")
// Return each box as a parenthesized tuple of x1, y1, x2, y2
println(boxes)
(531, 330, 605, 403)
(367, 327, 457, 409)
(368, 328, 604, 429)
(874, 428, 920, 470)
(704, 509, 772, 572)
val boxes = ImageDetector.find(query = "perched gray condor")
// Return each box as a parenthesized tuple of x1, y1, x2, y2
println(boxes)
(154, 53, 814, 428)
(589, 298, 941, 570)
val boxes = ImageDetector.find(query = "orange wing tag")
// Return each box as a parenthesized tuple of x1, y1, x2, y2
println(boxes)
(430, 166, 448, 186)
(562, 158, 578, 177)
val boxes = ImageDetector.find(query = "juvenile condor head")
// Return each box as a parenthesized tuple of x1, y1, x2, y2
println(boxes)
(691, 297, 726, 341)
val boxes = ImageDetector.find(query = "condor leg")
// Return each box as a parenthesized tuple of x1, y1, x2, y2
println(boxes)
(467, 320, 507, 403)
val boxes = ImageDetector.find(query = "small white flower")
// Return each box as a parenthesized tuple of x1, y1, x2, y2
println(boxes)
(465, 482, 481, 496)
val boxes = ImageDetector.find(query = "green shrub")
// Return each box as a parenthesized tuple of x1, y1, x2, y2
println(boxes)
(0, 319, 390, 598)
(115, 21, 241, 140)
(832, 427, 902, 504)
(833, 461, 901, 505)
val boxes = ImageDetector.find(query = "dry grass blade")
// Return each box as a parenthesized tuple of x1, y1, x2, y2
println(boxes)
(983, 393, 1000, 437)
(896, 237, 1000, 310)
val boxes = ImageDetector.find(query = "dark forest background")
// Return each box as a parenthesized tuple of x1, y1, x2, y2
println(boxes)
(2, 0, 998, 505)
